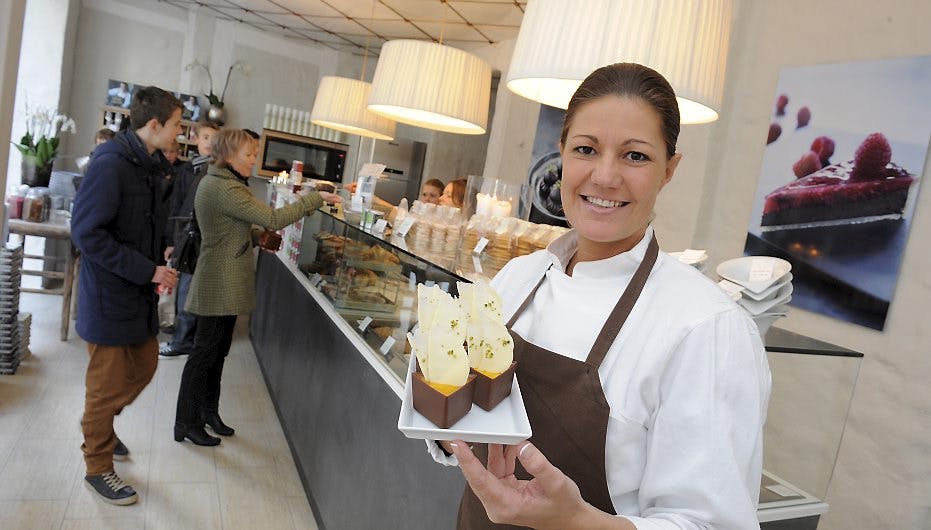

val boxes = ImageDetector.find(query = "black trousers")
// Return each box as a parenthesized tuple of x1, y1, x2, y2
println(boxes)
(175, 314, 237, 428)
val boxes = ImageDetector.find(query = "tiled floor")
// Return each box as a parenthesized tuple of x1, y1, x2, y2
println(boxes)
(0, 271, 318, 529)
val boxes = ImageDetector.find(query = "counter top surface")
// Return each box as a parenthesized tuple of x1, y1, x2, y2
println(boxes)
(764, 327, 864, 358)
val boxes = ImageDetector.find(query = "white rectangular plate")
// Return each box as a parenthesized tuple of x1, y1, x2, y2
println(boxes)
(397, 354, 532, 444)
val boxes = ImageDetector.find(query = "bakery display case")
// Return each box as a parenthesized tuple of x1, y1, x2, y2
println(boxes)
(296, 209, 471, 382)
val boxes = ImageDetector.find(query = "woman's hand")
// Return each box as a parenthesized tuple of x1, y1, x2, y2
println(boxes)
(451, 441, 614, 530)
(318, 191, 342, 204)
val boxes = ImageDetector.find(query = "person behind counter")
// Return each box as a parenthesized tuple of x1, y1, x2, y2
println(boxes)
(173, 128, 340, 446)
(439, 177, 467, 208)
(431, 62, 772, 529)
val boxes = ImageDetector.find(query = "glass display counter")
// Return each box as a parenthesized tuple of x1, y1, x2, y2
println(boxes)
(295, 209, 475, 384)
(758, 327, 863, 528)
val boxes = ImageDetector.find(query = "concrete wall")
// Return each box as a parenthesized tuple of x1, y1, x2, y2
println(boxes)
(0, 0, 26, 221)
(6, 0, 78, 184)
(694, 1, 931, 528)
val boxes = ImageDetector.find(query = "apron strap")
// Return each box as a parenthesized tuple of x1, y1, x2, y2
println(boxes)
(585, 233, 659, 367)
(505, 263, 553, 329)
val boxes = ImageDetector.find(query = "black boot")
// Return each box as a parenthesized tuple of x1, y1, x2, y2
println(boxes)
(204, 412, 235, 436)
(174, 425, 221, 446)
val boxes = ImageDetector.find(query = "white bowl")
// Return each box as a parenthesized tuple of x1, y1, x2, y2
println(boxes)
(739, 283, 793, 315)
(716, 256, 792, 295)
(740, 273, 793, 301)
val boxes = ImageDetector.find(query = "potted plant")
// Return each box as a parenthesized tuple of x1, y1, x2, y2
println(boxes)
(185, 60, 249, 126)
(12, 104, 76, 187)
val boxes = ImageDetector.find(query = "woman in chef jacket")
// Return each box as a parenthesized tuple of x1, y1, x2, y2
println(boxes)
(428, 62, 772, 529)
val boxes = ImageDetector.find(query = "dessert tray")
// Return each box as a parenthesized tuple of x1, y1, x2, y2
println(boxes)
(717, 256, 792, 294)
(398, 354, 532, 444)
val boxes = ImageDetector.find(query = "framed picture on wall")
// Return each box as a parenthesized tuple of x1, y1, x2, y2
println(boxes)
(744, 55, 931, 330)
(177, 92, 201, 122)
(105, 79, 135, 108)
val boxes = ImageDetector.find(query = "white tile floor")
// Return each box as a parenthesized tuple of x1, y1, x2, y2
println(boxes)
(0, 285, 319, 529)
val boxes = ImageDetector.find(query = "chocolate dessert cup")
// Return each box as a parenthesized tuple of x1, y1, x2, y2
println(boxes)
(412, 371, 477, 429)
(471, 361, 516, 411)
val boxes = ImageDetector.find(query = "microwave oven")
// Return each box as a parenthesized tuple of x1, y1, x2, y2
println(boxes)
(256, 129, 348, 183)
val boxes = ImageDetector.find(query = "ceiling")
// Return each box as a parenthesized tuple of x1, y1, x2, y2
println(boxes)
(158, 0, 526, 55)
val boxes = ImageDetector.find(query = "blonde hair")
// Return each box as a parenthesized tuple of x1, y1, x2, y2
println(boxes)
(211, 129, 253, 167)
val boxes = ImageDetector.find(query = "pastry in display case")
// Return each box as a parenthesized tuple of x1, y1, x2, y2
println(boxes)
(297, 209, 471, 383)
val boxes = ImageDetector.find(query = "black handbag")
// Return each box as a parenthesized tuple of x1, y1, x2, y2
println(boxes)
(174, 210, 201, 274)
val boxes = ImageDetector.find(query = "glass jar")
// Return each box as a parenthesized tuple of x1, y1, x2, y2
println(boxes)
(23, 187, 51, 223)
(5, 190, 24, 219)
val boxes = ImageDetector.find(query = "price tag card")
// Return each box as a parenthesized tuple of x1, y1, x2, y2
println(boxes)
(357, 316, 373, 332)
(379, 336, 396, 356)
(473, 237, 489, 254)
(395, 216, 416, 237)
(310, 273, 322, 287)
(372, 219, 388, 234)
(350, 194, 364, 212)
(749, 258, 775, 282)
(358, 163, 387, 178)
(472, 255, 484, 274)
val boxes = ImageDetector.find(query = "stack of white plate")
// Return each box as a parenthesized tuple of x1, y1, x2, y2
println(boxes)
(716, 256, 793, 336)
(668, 249, 709, 273)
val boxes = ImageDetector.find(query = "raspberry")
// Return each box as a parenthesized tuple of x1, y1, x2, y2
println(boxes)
(792, 151, 822, 178)
(775, 94, 789, 116)
(810, 136, 835, 164)
(850, 132, 892, 181)
(767, 123, 782, 144)
(797, 106, 811, 128)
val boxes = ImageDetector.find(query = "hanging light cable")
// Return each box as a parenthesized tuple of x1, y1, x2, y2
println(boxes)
(310, 2, 396, 140)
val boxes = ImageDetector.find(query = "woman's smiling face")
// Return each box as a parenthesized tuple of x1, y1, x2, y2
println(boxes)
(560, 95, 680, 254)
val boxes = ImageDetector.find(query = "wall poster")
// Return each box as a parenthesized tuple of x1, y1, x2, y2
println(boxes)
(744, 56, 931, 330)
(525, 104, 568, 227)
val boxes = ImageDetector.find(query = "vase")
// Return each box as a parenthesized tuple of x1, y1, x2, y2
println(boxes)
(206, 105, 227, 126)
(21, 155, 54, 187)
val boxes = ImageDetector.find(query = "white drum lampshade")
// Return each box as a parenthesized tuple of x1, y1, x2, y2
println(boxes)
(311, 76, 396, 141)
(506, 0, 733, 124)
(368, 40, 492, 135)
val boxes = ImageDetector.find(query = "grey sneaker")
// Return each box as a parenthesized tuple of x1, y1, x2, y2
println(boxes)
(113, 437, 129, 461)
(84, 471, 138, 505)
(158, 342, 186, 358)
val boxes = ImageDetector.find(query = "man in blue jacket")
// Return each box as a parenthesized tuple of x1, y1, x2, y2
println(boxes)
(71, 86, 181, 505)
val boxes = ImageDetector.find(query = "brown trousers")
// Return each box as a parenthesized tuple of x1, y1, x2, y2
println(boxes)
(81, 337, 158, 475)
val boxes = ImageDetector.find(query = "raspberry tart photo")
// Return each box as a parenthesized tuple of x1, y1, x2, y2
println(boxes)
(761, 133, 916, 231)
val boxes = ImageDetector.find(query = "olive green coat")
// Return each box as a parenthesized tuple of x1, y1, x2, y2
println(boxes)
(185, 166, 323, 316)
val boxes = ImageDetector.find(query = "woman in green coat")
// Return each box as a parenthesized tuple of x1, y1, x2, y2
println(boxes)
(174, 129, 340, 445)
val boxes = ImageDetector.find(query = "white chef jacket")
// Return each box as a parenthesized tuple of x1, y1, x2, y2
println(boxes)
(428, 227, 771, 530)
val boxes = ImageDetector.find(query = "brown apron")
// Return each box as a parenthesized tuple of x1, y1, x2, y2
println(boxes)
(457, 234, 659, 529)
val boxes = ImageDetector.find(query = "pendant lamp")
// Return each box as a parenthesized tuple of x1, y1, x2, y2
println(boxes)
(506, 0, 733, 124)
(368, 40, 492, 135)
(310, 76, 396, 140)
